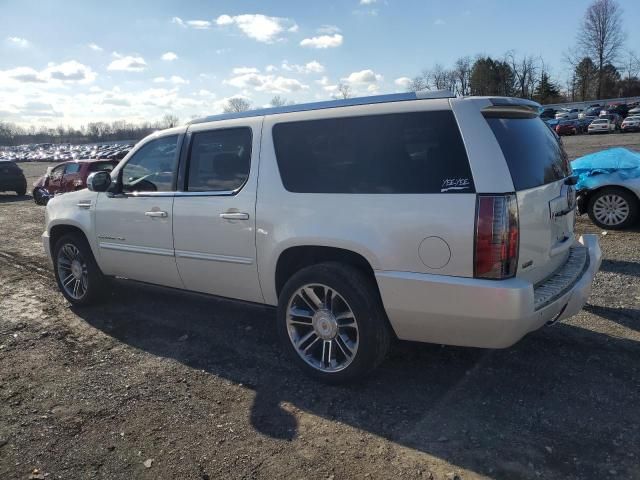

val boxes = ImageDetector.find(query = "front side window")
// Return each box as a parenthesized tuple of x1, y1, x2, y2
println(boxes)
(186, 127, 252, 192)
(273, 111, 473, 194)
(50, 165, 65, 181)
(121, 135, 179, 192)
(64, 163, 81, 174)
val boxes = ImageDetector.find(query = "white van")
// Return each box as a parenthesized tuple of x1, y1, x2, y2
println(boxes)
(43, 92, 601, 382)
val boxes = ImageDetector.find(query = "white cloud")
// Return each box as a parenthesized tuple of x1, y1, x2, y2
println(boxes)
(88, 43, 103, 52)
(153, 75, 189, 85)
(171, 17, 211, 29)
(316, 25, 341, 34)
(300, 34, 343, 49)
(394, 77, 412, 89)
(232, 67, 260, 75)
(0, 61, 96, 85)
(265, 64, 278, 72)
(224, 71, 309, 93)
(215, 14, 297, 43)
(342, 69, 383, 85)
(161, 51, 178, 61)
(281, 60, 325, 74)
(360, 0, 377, 4)
(434, 18, 446, 25)
(7, 36, 29, 47)
(316, 76, 330, 86)
(107, 55, 147, 72)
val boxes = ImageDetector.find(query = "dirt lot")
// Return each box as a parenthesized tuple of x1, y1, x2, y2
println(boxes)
(1, 133, 639, 480)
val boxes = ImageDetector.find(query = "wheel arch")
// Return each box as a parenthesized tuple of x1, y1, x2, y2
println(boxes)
(583, 184, 640, 208)
(274, 245, 379, 301)
(49, 223, 95, 260)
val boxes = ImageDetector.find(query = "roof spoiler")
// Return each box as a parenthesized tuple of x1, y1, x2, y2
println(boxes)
(482, 97, 541, 119)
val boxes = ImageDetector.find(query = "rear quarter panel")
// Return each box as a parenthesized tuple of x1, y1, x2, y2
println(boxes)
(256, 100, 478, 305)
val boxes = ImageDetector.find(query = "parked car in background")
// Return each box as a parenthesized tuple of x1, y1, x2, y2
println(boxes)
(0, 160, 27, 196)
(578, 116, 597, 131)
(588, 118, 615, 134)
(621, 116, 640, 133)
(599, 112, 623, 129)
(607, 104, 630, 118)
(41, 92, 602, 382)
(539, 107, 556, 120)
(555, 108, 580, 120)
(580, 106, 602, 118)
(32, 159, 119, 205)
(628, 106, 640, 116)
(555, 119, 580, 135)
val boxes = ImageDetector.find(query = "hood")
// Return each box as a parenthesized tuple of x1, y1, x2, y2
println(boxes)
(571, 148, 640, 191)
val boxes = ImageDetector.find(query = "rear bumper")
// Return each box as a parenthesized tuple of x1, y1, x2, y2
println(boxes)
(375, 235, 602, 348)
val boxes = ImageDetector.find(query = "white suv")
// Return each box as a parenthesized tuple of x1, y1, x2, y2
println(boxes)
(43, 92, 602, 382)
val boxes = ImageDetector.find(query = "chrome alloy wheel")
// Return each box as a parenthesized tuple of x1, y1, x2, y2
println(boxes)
(57, 243, 88, 300)
(592, 194, 630, 226)
(286, 284, 359, 373)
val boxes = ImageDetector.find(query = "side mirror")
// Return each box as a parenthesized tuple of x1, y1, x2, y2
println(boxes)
(87, 171, 112, 192)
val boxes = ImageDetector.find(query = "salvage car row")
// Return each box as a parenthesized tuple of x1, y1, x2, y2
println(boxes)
(0, 142, 133, 163)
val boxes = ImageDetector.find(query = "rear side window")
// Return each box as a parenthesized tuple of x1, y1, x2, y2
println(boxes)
(486, 117, 570, 191)
(273, 111, 474, 194)
(186, 128, 252, 192)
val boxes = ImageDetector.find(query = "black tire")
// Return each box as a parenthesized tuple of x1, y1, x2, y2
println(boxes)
(53, 232, 107, 305)
(16, 182, 26, 197)
(33, 187, 48, 205)
(587, 187, 639, 230)
(277, 262, 391, 384)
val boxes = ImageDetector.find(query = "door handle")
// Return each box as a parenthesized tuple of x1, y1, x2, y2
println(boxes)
(145, 210, 168, 218)
(220, 212, 249, 220)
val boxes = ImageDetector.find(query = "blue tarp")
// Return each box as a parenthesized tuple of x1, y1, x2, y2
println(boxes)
(570, 147, 640, 191)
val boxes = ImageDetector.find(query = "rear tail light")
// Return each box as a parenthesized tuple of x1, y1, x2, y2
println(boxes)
(474, 194, 519, 279)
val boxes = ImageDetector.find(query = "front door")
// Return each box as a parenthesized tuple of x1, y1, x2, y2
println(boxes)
(61, 162, 82, 192)
(172, 119, 263, 303)
(94, 134, 183, 289)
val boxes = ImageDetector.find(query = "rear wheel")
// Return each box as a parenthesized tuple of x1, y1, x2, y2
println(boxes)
(53, 233, 107, 305)
(588, 187, 639, 230)
(277, 262, 391, 383)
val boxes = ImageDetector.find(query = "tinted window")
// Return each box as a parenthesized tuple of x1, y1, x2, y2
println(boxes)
(273, 111, 473, 194)
(64, 163, 81, 174)
(89, 161, 117, 172)
(50, 165, 65, 180)
(121, 135, 179, 192)
(486, 117, 570, 191)
(186, 128, 251, 192)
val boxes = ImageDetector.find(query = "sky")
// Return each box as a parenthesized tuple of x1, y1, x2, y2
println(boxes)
(1, 0, 639, 128)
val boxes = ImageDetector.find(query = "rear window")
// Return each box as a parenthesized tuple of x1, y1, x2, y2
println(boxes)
(486, 117, 570, 191)
(273, 111, 474, 194)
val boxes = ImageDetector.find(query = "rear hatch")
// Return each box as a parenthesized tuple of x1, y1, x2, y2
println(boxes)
(484, 107, 574, 284)
(0, 161, 24, 182)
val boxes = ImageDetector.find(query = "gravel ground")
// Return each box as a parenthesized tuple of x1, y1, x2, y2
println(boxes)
(1, 133, 639, 480)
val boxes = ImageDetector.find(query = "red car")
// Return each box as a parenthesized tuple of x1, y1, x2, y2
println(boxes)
(555, 119, 579, 136)
(33, 159, 119, 205)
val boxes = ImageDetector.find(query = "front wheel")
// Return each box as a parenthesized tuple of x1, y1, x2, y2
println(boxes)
(587, 188, 639, 230)
(277, 262, 391, 383)
(53, 233, 107, 304)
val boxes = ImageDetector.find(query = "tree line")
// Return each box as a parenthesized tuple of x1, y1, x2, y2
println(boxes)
(2, 0, 638, 147)
(404, 0, 639, 104)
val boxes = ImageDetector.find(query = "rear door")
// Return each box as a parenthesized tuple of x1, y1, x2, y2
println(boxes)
(484, 112, 574, 284)
(62, 162, 82, 192)
(172, 118, 263, 303)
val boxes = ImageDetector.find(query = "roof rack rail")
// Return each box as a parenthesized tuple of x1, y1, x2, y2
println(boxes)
(188, 90, 456, 125)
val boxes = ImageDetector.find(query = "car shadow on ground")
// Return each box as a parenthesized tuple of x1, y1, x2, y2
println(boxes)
(599, 258, 640, 278)
(0, 194, 31, 203)
(72, 280, 640, 480)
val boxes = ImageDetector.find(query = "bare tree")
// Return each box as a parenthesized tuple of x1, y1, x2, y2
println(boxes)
(453, 56, 472, 96)
(621, 50, 640, 81)
(269, 95, 288, 107)
(506, 51, 539, 99)
(577, 0, 626, 98)
(406, 72, 429, 92)
(336, 83, 352, 99)
(160, 114, 180, 129)
(223, 98, 252, 113)
(429, 64, 451, 90)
